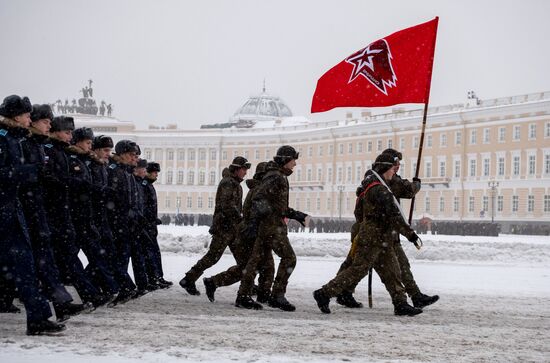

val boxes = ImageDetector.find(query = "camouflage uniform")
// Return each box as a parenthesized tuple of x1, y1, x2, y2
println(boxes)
(183, 168, 244, 283)
(320, 172, 417, 306)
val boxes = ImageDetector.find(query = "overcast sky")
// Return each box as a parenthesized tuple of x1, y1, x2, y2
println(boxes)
(1, 0, 549, 129)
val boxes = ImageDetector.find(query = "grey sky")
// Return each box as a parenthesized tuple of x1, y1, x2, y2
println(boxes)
(1, 0, 549, 129)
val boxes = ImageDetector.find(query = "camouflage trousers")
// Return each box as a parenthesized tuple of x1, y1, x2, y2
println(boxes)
(337, 238, 420, 297)
(238, 219, 294, 297)
(185, 229, 237, 283)
(322, 237, 407, 305)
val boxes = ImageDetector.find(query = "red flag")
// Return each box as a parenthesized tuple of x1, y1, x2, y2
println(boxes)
(311, 17, 438, 113)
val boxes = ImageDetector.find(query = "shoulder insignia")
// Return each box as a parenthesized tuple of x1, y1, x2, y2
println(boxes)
(70, 154, 77, 159)
(44, 156, 49, 161)
(142, 180, 148, 186)
(0, 129, 7, 137)
(44, 143, 53, 148)
(109, 164, 117, 169)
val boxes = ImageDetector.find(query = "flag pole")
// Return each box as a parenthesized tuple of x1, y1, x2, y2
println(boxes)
(408, 16, 438, 234)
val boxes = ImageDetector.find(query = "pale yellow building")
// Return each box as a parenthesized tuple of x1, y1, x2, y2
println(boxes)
(75, 90, 550, 232)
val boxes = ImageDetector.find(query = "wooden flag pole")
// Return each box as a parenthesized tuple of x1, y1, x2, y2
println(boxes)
(408, 102, 429, 226)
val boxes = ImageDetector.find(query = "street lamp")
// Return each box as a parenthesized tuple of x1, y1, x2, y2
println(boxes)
(337, 185, 345, 220)
(488, 181, 499, 223)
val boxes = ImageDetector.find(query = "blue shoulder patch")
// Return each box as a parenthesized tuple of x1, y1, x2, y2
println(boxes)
(142, 180, 148, 186)
(0, 129, 7, 137)
(44, 143, 53, 148)
(109, 163, 117, 169)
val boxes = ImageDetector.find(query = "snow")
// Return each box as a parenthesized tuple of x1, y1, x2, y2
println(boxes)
(1, 226, 549, 362)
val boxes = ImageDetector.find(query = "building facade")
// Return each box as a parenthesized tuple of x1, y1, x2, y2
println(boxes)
(75, 90, 550, 231)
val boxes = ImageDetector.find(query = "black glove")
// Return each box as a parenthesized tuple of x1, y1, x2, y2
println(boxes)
(156, 218, 162, 225)
(407, 232, 422, 247)
(412, 177, 421, 183)
(287, 210, 308, 227)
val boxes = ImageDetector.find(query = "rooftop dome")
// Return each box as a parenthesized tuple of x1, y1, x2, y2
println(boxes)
(231, 88, 293, 122)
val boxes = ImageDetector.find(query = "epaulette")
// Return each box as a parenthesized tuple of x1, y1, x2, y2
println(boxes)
(0, 129, 7, 137)
(44, 143, 53, 148)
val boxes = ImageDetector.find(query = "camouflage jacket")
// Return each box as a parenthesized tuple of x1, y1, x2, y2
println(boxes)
(210, 167, 243, 233)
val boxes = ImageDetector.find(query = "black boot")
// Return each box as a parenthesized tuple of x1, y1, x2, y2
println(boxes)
(107, 290, 134, 307)
(132, 289, 150, 299)
(179, 277, 200, 296)
(203, 277, 216, 302)
(157, 277, 173, 288)
(268, 295, 296, 312)
(54, 302, 94, 322)
(235, 295, 263, 310)
(336, 291, 363, 308)
(90, 293, 117, 309)
(256, 290, 270, 304)
(412, 293, 439, 309)
(394, 302, 423, 316)
(26, 319, 66, 336)
(0, 303, 21, 314)
(313, 289, 331, 314)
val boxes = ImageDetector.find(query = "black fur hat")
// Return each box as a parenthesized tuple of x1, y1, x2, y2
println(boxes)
(382, 148, 403, 161)
(372, 153, 396, 174)
(115, 139, 138, 155)
(92, 135, 114, 149)
(136, 158, 148, 168)
(146, 162, 161, 173)
(50, 116, 75, 132)
(30, 104, 54, 122)
(0, 95, 33, 118)
(72, 127, 94, 143)
(274, 145, 299, 166)
(229, 156, 251, 171)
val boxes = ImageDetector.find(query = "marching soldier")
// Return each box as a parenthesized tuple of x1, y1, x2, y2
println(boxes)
(179, 157, 250, 296)
(313, 153, 423, 316)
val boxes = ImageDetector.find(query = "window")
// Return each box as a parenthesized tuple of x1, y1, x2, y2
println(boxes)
(144, 149, 152, 160)
(497, 195, 503, 212)
(210, 149, 217, 160)
(178, 150, 185, 160)
(498, 157, 505, 176)
(498, 127, 506, 143)
(440, 134, 447, 147)
(189, 149, 195, 161)
(255, 149, 260, 160)
(425, 161, 432, 178)
(166, 170, 173, 184)
(167, 150, 174, 161)
(317, 168, 322, 181)
(176, 197, 181, 210)
(306, 198, 311, 211)
(528, 155, 536, 175)
(165, 196, 170, 209)
(296, 169, 302, 181)
(329, 145, 334, 155)
(316, 198, 321, 211)
(346, 166, 352, 182)
(357, 142, 363, 153)
(307, 168, 312, 181)
(544, 195, 550, 213)
(328, 168, 332, 183)
(348, 143, 353, 154)
(209, 170, 216, 185)
(483, 158, 490, 176)
(512, 195, 519, 212)
(387, 139, 393, 149)
(265, 149, 271, 159)
(186, 196, 192, 208)
(199, 149, 206, 161)
(339, 143, 344, 155)
(513, 125, 520, 140)
(367, 141, 372, 152)
(545, 154, 550, 174)
(319, 145, 324, 156)
(439, 161, 446, 177)
(469, 196, 475, 213)
(528, 195, 535, 212)
(244, 150, 249, 159)
(197, 197, 203, 209)
(187, 170, 195, 185)
(399, 138, 405, 150)
(483, 196, 489, 212)
(413, 136, 419, 148)
(455, 131, 462, 145)
(177, 170, 184, 184)
(483, 128, 490, 143)
(326, 197, 332, 211)
(469, 159, 477, 177)
(470, 129, 477, 145)
(308, 146, 313, 157)
(454, 160, 461, 178)
(425, 196, 430, 212)
(356, 166, 362, 182)
(198, 170, 205, 185)
(426, 135, 432, 148)
(377, 140, 382, 151)
(529, 124, 536, 139)
(453, 196, 459, 212)
(439, 196, 445, 213)
(337, 167, 342, 182)
(513, 156, 520, 176)
(222, 150, 227, 160)
(208, 197, 214, 209)
(546, 122, 550, 137)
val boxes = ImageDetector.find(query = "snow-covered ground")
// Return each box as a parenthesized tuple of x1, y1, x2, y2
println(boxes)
(1, 226, 549, 363)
